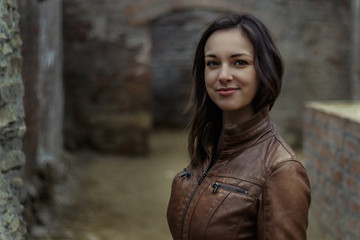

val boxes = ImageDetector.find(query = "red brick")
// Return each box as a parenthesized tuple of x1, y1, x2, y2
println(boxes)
(338, 192, 349, 209)
(328, 114, 344, 130)
(338, 153, 350, 170)
(307, 170, 318, 187)
(308, 107, 317, 121)
(313, 124, 323, 139)
(322, 126, 330, 140)
(350, 122, 360, 139)
(326, 182, 337, 198)
(320, 144, 328, 159)
(314, 110, 329, 126)
(328, 147, 338, 164)
(345, 214, 359, 236)
(302, 150, 313, 163)
(323, 162, 335, 180)
(350, 199, 360, 217)
(311, 189, 322, 203)
(343, 118, 352, 134)
(328, 129, 344, 150)
(319, 174, 328, 189)
(344, 136, 357, 156)
(314, 156, 325, 173)
(334, 225, 346, 238)
(310, 204, 322, 222)
(344, 175, 357, 193)
(351, 160, 360, 176)
(332, 170, 343, 186)
(322, 194, 333, 208)
(323, 214, 336, 232)
(309, 138, 321, 155)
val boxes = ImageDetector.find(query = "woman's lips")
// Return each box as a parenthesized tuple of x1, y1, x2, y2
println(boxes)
(217, 88, 238, 96)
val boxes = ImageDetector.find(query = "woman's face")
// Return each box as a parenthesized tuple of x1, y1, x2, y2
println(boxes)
(204, 28, 259, 123)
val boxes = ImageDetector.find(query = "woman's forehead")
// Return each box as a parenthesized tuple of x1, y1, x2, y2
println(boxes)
(204, 28, 254, 57)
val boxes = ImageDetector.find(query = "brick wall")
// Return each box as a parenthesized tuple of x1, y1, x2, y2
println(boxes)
(303, 102, 360, 239)
(0, 0, 27, 239)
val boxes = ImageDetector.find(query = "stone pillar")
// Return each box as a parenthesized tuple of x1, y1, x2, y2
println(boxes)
(0, 0, 27, 239)
(18, 0, 64, 232)
(352, 0, 360, 100)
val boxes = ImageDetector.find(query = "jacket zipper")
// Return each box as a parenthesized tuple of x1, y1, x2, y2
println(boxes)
(180, 128, 224, 240)
(180, 171, 207, 240)
(179, 168, 193, 179)
(212, 182, 248, 195)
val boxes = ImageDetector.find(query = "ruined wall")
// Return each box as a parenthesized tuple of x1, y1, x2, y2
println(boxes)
(0, 0, 27, 239)
(62, 0, 151, 154)
(18, 0, 64, 232)
(63, 0, 353, 150)
(303, 102, 360, 239)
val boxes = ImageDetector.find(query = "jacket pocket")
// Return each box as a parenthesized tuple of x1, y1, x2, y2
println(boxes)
(212, 182, 248, 195)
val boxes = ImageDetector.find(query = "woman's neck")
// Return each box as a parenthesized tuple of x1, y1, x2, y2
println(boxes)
(222, 105, 255, 128)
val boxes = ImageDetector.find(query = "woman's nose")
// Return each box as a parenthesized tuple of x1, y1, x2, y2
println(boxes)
(218, 66, 233, 83)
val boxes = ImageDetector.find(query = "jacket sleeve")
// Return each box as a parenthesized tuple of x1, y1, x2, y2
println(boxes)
(257, 160, 311, 240)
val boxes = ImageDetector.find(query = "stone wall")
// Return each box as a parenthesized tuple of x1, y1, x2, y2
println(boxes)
(303, 102, 360, 239)
(63, 0, 354, 150)
(0, 0, 27, 239)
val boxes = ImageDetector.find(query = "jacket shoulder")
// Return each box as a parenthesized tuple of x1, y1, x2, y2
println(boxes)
(264, 133, 303, 172)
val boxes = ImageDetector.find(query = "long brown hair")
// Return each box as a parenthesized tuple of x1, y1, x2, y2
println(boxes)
(187, 13, 284, 167)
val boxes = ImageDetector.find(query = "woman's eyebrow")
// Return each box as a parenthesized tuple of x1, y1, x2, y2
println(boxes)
(205, 54, 217, 58)
(230, 53, 252, 58)
(205, 53, 252, 58)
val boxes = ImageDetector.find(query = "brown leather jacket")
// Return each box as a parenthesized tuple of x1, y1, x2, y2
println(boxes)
(167, 109, 311, 240)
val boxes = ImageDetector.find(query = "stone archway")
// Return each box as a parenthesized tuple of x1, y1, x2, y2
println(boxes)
(150, 10, 221, 127)
(125, 0, 247, 26)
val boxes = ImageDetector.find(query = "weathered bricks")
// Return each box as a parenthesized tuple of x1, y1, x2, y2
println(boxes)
(303, 102, 360, 240)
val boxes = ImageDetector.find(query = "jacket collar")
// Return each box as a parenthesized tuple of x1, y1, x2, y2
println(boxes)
(203, 107, 274, 160)
(220, 107, 274, 158)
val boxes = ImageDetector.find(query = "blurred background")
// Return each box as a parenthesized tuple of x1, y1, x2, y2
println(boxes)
(0, 0, 359, 239)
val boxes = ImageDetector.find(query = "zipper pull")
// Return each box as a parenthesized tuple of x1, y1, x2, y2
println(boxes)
(198, 172, 207, 185)
(212, 182, 220, 194)
(179, 168, 192, 179)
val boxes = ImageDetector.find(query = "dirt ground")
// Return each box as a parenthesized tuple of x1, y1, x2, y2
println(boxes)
(33, 130, 187, 240)
(32, 129, 321, 240)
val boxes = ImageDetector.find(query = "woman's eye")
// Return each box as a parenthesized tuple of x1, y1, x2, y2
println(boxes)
(234, 60, 248, 66)
(206, 61, 219, 67)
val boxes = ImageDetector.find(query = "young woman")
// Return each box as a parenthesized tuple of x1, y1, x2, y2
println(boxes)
(167, 13, 311, 240)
